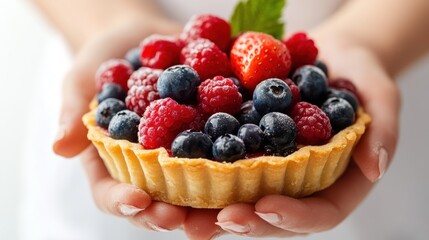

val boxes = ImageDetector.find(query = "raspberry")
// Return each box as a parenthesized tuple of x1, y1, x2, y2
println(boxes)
(138, 98, 197, 149)
(290, 102, 332, 145)
(197, 76, 242, 116)
(284, 32, 318, 71)
(139, 35, 181, 69)
(180, 14, 231, 52)
(127, 67, 162, 89)
(329, 78, 361, 102)
(126, 84, 160, 117)
(283, 78, 301, 107)
(95, 59, 133, 92)
(181, 39, 231, 81)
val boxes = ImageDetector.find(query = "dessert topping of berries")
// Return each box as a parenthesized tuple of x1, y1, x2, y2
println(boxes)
(230, 32, 291, 91)
(108, 110, 140, 143)
(259, 112, 297, 156)
(284, 32, 318, 71)
(95, 59, 133, 92)
(171, 130, 213, 159)
(95, 98, 127, 129)
(181, 39, 231, 81)
(204, 113, 240, 141)
(180, 14, 231, 52)
(238, 100, 262, 125)
(125, 47, 142, 70)
(290, 102, 331, 145)
(97, 83, 127, 104)
(212, 134, 246, 163)
(292, 65, 328, 104)
(252, 78, 292, 115)
(138, 98, 197, 149)
(197, 76, 242, 116)
(321, 97, 356, 132)
(127, 67, 162, 89)
(140, 34, 181, 69)
(237, 124, 265, 153)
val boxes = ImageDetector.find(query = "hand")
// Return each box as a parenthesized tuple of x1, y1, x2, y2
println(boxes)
(183, 36, 401, 238)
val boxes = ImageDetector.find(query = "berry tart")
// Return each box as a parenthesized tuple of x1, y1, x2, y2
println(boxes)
(83, 0, 370, 209)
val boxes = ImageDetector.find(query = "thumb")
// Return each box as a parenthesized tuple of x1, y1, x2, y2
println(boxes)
(353, 74, 400, 182)
(53, 70, 95, 158)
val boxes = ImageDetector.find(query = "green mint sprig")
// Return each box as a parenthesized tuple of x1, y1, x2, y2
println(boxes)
(230, 0, 286, 40)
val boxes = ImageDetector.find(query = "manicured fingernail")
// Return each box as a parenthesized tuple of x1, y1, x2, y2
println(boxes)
(377, 147, 389, 180)
(54, 126, 66, 142)
(147, 222, 171, 232)
(215, 221, 250, 234)
(118, 203, 144, 216)
(255, 212, 282, 225)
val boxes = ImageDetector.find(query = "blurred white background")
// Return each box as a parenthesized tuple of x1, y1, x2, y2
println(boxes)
(1, 1, 428, 240)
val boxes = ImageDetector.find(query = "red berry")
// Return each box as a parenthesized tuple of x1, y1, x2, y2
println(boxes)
(139, 35, 181, 69)
(181, 39, 231, 81)
(290, 102, 332, 145)
(197, 76, 242, 116)
(329, 78, 361, 102)
(283, 78, 301, 107)
(95, 59, 133, 92)
(127, 67, 162, 89)
(284, 32, 318, 71)
(126, 84, 160, 117)
(138, 98, 197, 149)
(230, 32, 292, 91)
(180, 14, 231, 52)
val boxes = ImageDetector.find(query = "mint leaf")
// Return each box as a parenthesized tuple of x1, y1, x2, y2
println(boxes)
(230, 0, 286, 40)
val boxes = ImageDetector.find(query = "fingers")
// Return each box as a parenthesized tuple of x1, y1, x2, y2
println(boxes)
(184, 209, 223, 240)
(254, 162, 372, 234)
(216, 203, 298, 238)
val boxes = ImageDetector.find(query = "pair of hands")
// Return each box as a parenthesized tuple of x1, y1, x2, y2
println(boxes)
(53, 18, 400, 239)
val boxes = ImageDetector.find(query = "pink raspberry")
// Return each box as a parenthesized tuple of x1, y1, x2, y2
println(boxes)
(138, 98, 197, 149)
(126, 85, 160, 116)
(139, 35, 181, 69)
(180, 14, 231, 52)
(181, 39, 231, 81)
(197, 76, 242, 116)
(95, 59, 133, 92)
(283, 78, 301, 107)
(284, 32, 318, 71)
(127, 67, 162, 89)
(290, 102, 332, 145)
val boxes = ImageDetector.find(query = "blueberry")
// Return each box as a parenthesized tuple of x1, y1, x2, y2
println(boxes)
(95, 98, 126, 129)
(108, 110, 140, 142)
(292, 65, 328, 104)
(253, 78, 293, 115)
(230, 77, 252, 101)
(204, 113, 240, 140)
(157, 65, 200, 103)
(125, 47, 142, 70)
(237, 124, 264, 153)
(97, 83, 127, 103)
(326, 88, 359, 112)
(259, 112, 297, 156)
(238, 101, 262, 125)
(212, 134, 246, 163)
(314, 60, 329, 77)
(321, 97, 355, 132)
(171, 130, 213, 159)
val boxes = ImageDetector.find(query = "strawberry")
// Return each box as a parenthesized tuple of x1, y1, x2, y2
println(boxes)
(230, 32, 291, 91)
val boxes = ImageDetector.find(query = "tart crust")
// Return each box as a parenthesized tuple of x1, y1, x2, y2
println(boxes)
(83, 107, 370, 208)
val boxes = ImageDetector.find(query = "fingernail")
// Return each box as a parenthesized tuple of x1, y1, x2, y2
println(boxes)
(377, 147, 389, 180)
(215, 221, 250, 234)
(118, 203, 144, 216)
(255, 211, 282, 225)
(209, 229, 224, 240)
(54, 126, 66, 142)
(146, 222, 171, 232)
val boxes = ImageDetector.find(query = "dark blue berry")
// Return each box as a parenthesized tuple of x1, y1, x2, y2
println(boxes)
(125, 47, 142, 70)
(204, 113, 240, 141)
(321, 97, 355, 132)
(292, 65, 328, 104)
(171, 130, 213, 159)
(237, 124, 264, 153)
(259, 112, 297, 156)
(314, 60, 328, 77)
(108, 110, 140, 142)
(253, 78, 293, 115)
(238, 101, 262, 125)
(230, 77, 252, 101)
(97, 83, 127, 103)
(96, 98, 126, 129)
(157, 65, 200, 103)
(212, 134, 245, 163)
(326, 88, 359, 112)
